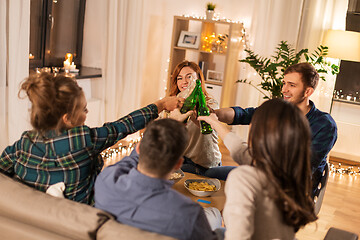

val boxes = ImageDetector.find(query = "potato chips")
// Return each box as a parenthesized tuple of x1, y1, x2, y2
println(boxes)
(188, 181, 216, 191)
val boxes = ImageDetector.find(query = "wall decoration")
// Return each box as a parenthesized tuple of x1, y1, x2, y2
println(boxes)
(206, 70, 223, 83)
(177, 31, 201, 49)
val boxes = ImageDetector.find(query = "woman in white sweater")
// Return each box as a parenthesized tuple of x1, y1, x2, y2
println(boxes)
(199, 99, 317, 239)
(168, 60, 235, 180)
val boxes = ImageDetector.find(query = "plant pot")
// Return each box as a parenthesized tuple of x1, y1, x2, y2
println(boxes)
(206, 10, 214, 20)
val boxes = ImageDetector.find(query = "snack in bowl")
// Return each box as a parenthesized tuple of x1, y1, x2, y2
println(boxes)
(184, 179, 221, 197)
(169, 169, 185, 183)
(188, 181, 216, 191)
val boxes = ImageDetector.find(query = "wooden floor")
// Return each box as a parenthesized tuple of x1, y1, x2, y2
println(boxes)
(220, 141, 360, 239)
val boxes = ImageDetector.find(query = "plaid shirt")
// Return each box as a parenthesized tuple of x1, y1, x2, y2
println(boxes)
(0, 104, 158, 204)
(231, 100, 337, 186)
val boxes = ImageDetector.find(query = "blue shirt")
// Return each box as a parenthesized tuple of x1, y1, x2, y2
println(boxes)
(94, 149, 217, 240)
(231, 100, 337, 187)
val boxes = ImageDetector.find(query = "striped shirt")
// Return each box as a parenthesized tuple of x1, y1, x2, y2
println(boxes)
(0, 104, 158, 204)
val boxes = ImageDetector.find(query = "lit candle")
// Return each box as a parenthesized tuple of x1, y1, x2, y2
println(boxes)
(29, 53, 34, 59)
(70, 62, 76, 71)
(66, 53, 73, 63)
(63, 59, 71, 70)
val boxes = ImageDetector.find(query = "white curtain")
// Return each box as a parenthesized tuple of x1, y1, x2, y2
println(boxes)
(234, 0, 304, 138)
(297, 0, 348, 112)
(233, 0, 348, 138)
(102, 0, 147, 121)
(236, 0, 304, 108)
(0, 0, 7, 150)
(0, 0, 30, 150)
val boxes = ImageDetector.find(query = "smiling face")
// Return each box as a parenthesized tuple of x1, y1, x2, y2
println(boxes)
(282, 72, 310, 106)
(176, 66, 198, 92)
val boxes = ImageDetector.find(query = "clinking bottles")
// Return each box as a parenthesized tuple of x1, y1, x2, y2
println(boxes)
(196, 80, 213, 134)
(180, 80, 201, 114)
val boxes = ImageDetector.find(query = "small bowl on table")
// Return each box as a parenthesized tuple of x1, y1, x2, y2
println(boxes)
(184, 178, 221, 197)
(169, 169, 185, 183)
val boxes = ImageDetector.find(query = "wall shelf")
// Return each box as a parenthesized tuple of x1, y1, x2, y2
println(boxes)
(167, 16, 244, 107)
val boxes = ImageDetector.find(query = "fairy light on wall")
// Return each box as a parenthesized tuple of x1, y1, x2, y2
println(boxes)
(101, 134, 142, 166)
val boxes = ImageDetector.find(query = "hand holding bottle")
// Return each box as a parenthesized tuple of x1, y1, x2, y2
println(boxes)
(180, 80, 201, 114)
(198, 113, 231, 140)
(155, 96, 184, 113)
(168, 108, 194, 122)
(196, 80, 213, 134)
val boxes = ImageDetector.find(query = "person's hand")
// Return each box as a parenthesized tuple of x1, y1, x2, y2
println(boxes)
(168, 108, 194, 122)
(197, 113, 219, 127)
(198, 113, 231, 140)
(214, 108, 235, 124)
(155, 96, 184, 113)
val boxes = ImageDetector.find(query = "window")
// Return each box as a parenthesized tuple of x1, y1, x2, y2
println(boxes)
(29, 0, 86, 69)
(333, 12, 360, 102)
(333, 1, 360, 102)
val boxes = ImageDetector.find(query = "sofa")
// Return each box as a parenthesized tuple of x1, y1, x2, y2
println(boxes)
(0, 173, 175, 240)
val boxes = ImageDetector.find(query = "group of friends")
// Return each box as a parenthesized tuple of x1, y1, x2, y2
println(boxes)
(0, 60, 337, 240)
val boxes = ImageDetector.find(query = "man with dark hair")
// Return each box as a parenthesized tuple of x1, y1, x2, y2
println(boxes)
(94, 119, 220, 240)
(215, 62, 337, 196)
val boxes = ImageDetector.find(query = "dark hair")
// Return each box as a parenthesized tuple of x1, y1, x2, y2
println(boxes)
(169, 60, 210, 100)
(284, 62, 319, 89)
(248, 98, 317, 231)
(139, 119, 189, 177)
(19, 72, 84, 134)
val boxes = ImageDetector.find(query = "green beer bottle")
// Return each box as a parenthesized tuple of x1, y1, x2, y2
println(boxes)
(180, 80, 201, 114)
(196, 80, 213, 134)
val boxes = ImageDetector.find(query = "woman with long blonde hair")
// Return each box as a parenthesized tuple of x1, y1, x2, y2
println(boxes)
(168, 60, 235, 180)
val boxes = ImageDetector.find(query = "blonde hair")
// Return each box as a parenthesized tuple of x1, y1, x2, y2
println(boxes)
(19, 72, 84, 134)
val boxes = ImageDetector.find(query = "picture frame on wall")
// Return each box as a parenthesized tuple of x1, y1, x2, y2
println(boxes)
(206, 70, 223, 83)
(177, 31, 201, 49)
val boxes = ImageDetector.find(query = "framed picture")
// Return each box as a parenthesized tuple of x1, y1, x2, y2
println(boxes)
(177, 31, 201, 49)
(206, 70, 223, 83)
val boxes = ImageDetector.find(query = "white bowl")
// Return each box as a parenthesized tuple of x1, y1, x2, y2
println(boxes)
(184, 178, 221, 197)
(169, 169, 185, 183)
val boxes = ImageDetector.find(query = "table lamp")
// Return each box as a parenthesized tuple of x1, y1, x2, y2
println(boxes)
(323, 29, 360, 110)
(322, 29, 360, 62)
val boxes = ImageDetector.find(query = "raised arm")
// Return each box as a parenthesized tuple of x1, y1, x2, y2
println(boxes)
(198, 113, 231, 140)
(198, 113, 251, 165)
(215, 107, 257, 125)
(214, 108, 235, 124)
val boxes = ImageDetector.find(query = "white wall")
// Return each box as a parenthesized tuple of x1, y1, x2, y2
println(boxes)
(82, 0, 103, 68)
(331, 101, 360, 162)
(81, 0, 359, 161)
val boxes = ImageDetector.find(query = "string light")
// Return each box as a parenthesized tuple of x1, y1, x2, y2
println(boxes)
(329, 163, 360, 176)
(101, 134, 142, 166)
(182, 14, 243, 24)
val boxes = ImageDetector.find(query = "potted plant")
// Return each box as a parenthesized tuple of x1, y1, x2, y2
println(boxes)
(206, 3, 216, 20)
(238, 41, 340, 99)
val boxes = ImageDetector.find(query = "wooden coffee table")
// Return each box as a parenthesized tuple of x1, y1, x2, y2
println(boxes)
(172, 172, 226, 211)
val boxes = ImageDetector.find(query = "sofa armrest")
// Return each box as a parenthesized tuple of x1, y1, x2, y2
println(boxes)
(97, 219, 177, 240)
(0, 173, 113, 240)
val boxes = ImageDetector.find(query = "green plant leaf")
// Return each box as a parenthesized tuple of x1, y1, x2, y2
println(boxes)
(238, 40, 339, 99)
